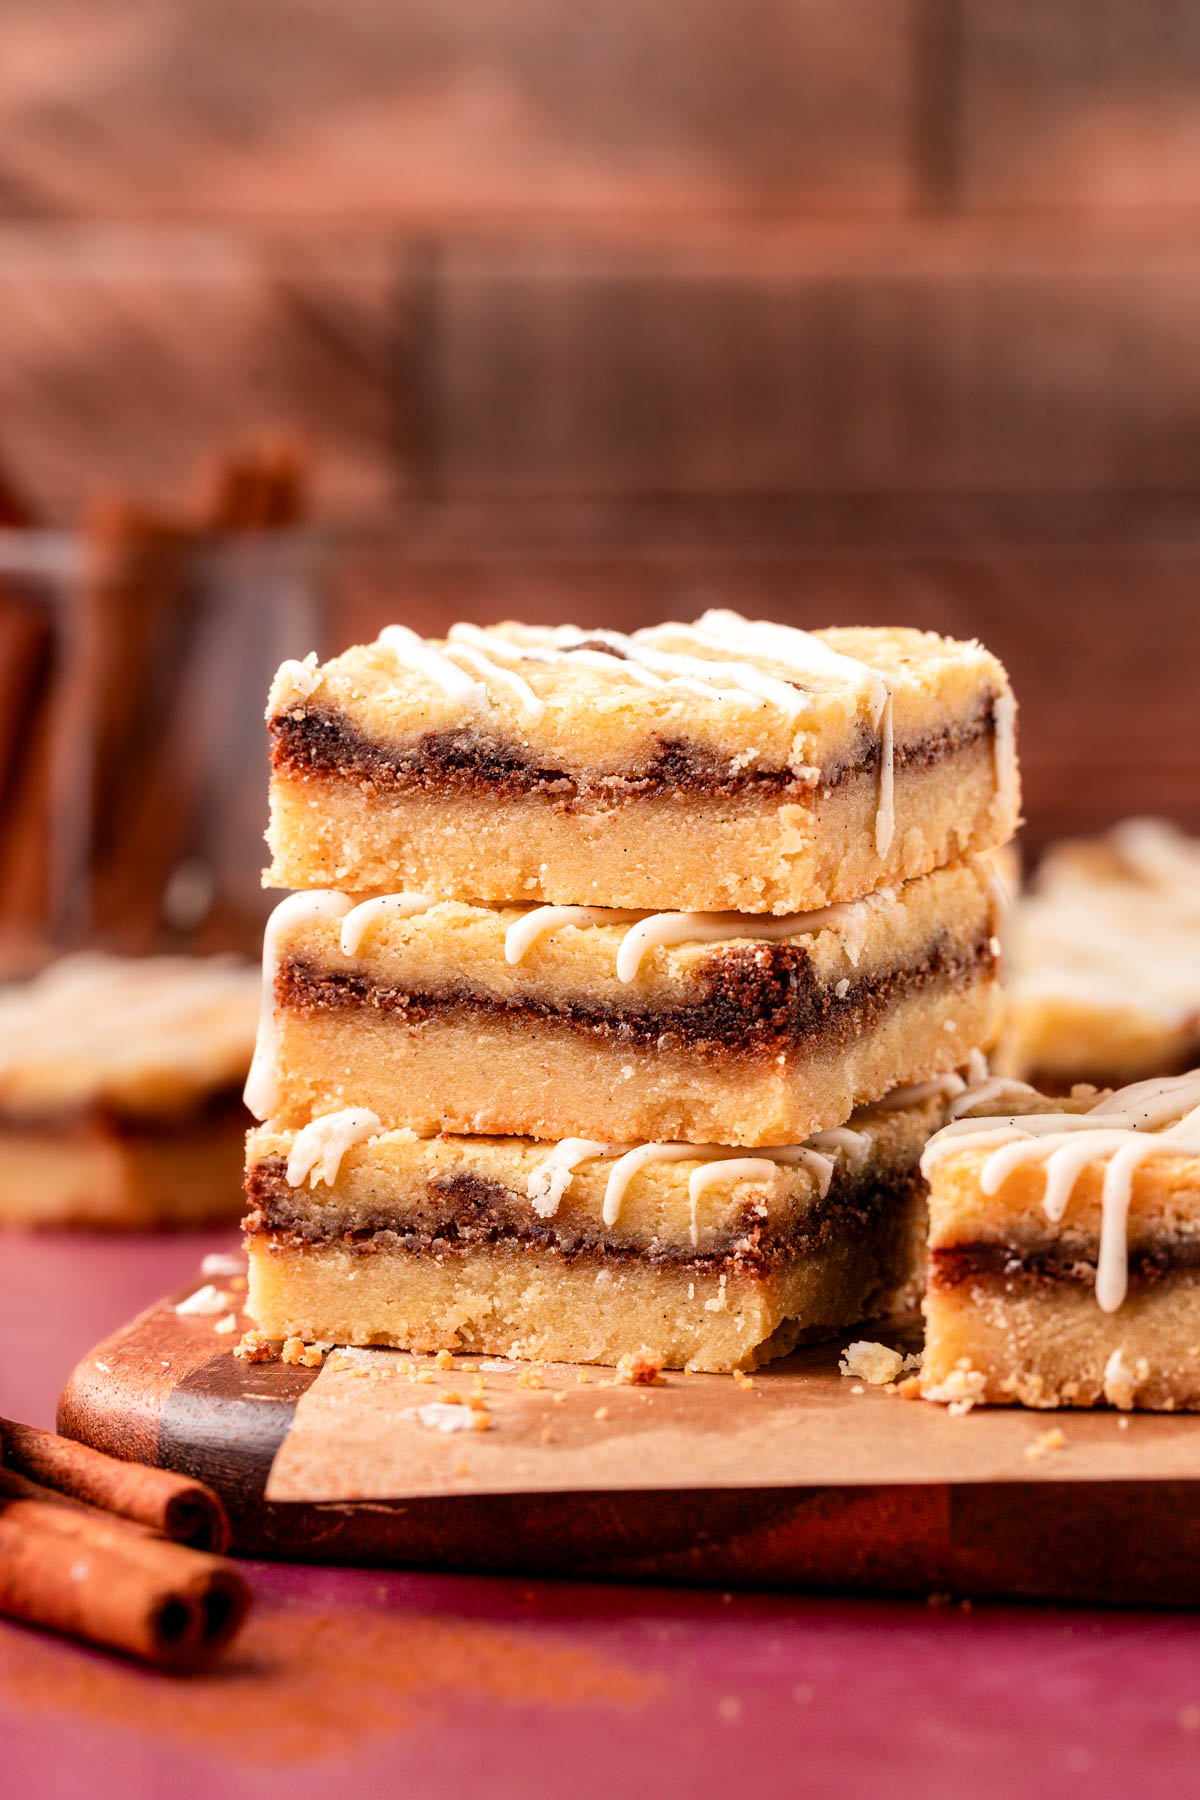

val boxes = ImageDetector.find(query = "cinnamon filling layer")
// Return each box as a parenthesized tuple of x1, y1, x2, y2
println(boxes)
(270, 697, 998, 804)
(276, 930, 995, 1060)
(244, 1160, 922, 1278)
(930, 1239, 1200, 1290)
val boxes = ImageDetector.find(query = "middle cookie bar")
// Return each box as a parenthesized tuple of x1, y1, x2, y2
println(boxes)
(247, 858, 1001, 1147)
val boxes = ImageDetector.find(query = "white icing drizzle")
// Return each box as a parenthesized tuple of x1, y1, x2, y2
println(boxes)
(601, 1144, 700, 1226)
(874, 1050, 1014, 1118)
(991, 688, 1017, 825)
(244, 891, 354, 1120)
(876, 688, 895, 857)
(504, 906, 638, 967)
(563, 633, 772, 711)
(613, 891, 890, 983)
(970, 851, 1011, 962)
(275, 652, 322, 699)
(921, 1071, 1200, 1313)
(340, 893, 436, 957)
(944, 1074, 1039, 1121)
(693, 610, 896, 854)
(634, 625, 813, 717)
(286, 1108, 383, 1188)
(871, 1070, 973, 1111)
(378, 623, 487, 708)
(452, 626, 668, 690)
(597, 1140, 838, 1229)
(808, 1126, 872, 1170)
(526, 1138, 622, 1219)
(686, 1158, 779, 1248)
(444, 627, 545, 717)
(501, 889, 892, 982)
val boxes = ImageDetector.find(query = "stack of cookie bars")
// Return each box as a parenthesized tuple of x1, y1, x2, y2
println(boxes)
(242, 612, 1019, 1372)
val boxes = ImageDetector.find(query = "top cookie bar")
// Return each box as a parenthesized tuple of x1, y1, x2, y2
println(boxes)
(265, 611, 1019, 914)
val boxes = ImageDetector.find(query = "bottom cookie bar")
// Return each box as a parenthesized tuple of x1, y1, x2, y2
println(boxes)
(243, 1090, 939, 1373)
(921, 1070, 1200, 1410)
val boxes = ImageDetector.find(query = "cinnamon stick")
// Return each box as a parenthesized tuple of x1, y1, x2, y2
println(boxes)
(0, 1419, 230, 1552)
(0, 1479, 250, 1671)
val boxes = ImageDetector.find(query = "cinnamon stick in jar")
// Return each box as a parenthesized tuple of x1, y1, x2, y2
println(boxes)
(0, 1483, 250, 1671)
(0, 1418, 229, 1551)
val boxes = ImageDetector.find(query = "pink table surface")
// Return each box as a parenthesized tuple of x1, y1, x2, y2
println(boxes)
(4, 1232, 1200, 1800)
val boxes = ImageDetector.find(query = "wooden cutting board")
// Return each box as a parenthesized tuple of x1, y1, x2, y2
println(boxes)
(57, 1274, 1200, 1604)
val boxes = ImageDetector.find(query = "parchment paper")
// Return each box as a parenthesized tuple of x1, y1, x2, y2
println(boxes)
(264, 1328, 1200, 1504)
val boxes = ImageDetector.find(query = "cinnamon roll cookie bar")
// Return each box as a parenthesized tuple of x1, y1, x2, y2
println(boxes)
(245, 860, 1000, 1149)
(243, 1088, 940, 1373)
(998, 818, 1200, 1090)
(922, 1071, 1200, 1410)
(266, 613, 1018, 915)
(0, 953, 258, 1227)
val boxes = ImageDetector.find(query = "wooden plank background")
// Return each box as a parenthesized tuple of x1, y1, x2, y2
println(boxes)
(0, 1, 1198, 846)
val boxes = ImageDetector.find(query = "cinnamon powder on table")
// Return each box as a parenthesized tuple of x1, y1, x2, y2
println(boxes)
(0, 1602, 657, 1763)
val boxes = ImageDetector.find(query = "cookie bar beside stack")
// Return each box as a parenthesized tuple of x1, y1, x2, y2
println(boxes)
(0, 953, 257, 1227)
(245, 611, 1019, 1372)
(921, 1071, 1200, 1410)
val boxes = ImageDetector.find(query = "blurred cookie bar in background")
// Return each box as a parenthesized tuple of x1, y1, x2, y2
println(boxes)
(0, 953, 258, 1227)
(997, 819, 1200, 1090)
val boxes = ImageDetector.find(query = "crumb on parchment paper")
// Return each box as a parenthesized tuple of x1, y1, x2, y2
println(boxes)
(1102, 1347, 1150, 1412)
(614, 1352, 665, 1387)
(838, 1341, 922, 1386)
(407, 1401, 491, 1434)
(923, 1361, 987, 1413)
(1024, 1427, 1066, 1462)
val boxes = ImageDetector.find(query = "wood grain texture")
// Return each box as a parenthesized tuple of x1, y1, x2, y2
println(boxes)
(960, 1, 1200, 210)
(417, 226, 1200, 498)
(55, 1287, 1200, 1602)
(331, 498, 1200, 847)
(0, 229, 399, 521)
(0, 0, 916, 221)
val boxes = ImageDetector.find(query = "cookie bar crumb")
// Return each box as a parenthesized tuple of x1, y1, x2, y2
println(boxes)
(234, 1330, 280, 1364)
(840, 1341, 906, 1385)
(615, 1352, 665, 1387)
(1024, 1427, 1066, 1462)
